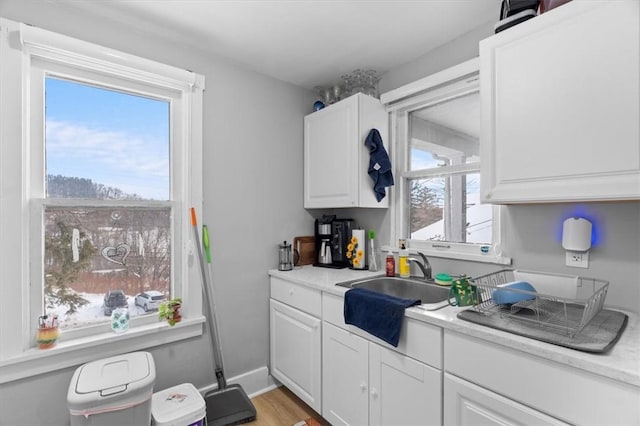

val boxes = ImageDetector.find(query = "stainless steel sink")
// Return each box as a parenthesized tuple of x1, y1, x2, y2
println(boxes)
(336, 275, 451, 311)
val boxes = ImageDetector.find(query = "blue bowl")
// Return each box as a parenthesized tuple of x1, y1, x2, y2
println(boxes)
(492, 281, 536, 305)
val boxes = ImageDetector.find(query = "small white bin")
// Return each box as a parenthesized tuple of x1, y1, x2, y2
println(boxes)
(67, 351, 156, 426)
(152, 383, 206, 426)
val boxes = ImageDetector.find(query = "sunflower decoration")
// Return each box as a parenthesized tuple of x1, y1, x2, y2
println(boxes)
(346, 235, 365, 268)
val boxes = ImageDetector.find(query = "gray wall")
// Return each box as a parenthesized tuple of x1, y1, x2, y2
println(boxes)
(0, 2, 315, 425)
(378, 21, 495, 93)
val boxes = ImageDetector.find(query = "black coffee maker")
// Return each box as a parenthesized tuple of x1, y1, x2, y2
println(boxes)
(314, 215, 354, 268)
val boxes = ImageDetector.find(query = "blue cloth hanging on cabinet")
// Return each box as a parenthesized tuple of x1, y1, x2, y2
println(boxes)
(364, 128, 394, 202)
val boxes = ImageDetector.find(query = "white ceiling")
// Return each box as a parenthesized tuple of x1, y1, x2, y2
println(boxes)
(52, 0, 501, 90)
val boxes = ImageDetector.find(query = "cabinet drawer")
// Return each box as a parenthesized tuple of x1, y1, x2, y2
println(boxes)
(444, 373, 567, 426)
(445, 330, 640, 425)
(270, 277, 321, 317)
(323, 292, 442, 368)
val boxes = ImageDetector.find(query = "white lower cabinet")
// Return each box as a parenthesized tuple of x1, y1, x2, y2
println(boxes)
(444, 373, 567, 426)
(322, 321, 369, 425)
(322, 321, 441, 426)
(270, 275, 639, 426)
(369, 339, 441, 426)
(444, 330, 640, 426)
(269, 278, 322, 413)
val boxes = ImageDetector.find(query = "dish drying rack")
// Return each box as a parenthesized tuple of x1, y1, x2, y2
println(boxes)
(469, 269, 609, 338)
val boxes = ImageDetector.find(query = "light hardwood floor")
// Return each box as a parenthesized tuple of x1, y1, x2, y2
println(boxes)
(247, 386, 329, 426)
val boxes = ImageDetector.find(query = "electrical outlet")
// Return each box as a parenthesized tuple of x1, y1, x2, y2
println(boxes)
(566, 251, 589, 268)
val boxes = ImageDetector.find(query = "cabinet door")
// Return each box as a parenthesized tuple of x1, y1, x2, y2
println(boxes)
(444, 373, 568, 426)
(369, 342, 441, 426)
(480, 0, 640, 203)
(322, 322, 369, 426)
(445, 330, 640, 425)
(304, 96, 359, 208)
(269, 299, 321, 412)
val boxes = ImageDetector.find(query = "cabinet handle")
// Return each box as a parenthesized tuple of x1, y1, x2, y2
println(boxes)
(370, 388, 378, 399)
(360, 382, 367, 392)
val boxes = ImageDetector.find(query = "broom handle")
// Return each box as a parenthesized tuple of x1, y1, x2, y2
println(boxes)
(190, 208, 227, 390)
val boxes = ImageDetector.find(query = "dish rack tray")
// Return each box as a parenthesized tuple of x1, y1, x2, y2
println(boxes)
(470, 269, 609, 338)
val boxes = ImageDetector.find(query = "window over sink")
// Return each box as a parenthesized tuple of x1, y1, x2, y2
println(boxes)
(381, 59, 510, 264)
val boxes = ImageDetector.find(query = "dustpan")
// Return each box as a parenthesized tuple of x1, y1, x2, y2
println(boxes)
(191, 208, 257, 425)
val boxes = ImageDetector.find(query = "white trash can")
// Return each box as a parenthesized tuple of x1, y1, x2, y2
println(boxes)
(67, 351, 156, 426)
(152, 383, 206, 426)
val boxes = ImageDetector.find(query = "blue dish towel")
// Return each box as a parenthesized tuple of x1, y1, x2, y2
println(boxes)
(344, 288, 420, 347)
(364, 128, 394, 202)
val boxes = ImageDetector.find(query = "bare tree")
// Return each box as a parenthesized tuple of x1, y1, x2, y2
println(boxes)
(410, 180, 443, 233)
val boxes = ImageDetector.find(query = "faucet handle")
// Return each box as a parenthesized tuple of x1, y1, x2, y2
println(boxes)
(415, 251, 428, 264)
(412, 251, 432, 280)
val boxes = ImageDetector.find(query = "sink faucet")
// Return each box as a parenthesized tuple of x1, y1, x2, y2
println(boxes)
(408, 252, 432, 281)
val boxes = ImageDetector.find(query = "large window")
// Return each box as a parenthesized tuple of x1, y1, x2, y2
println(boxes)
(383, 59, 509, 263)
(43, 77, 172, 330)
(0, 18, 205, 383)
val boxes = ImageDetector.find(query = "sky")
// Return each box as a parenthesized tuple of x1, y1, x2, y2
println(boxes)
(45, 77, 170, 200)
(411, 148, 481, 200)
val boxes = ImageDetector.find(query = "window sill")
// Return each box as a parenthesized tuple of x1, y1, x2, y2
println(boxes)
(382, 245, 512, 266)
(0, 315, 205, 384)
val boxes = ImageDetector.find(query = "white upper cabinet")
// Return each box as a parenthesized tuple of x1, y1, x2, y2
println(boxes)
(304, 93, 389, 208)
(480, 0, 640, 203)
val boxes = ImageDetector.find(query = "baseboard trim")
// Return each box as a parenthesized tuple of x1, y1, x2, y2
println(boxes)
(197, 366, 278, 398)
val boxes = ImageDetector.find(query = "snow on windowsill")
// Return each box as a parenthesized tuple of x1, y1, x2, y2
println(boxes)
(0, 315, 205, 384)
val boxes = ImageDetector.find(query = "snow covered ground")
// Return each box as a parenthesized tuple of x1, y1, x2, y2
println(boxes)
(411, 202, 492, 243)
(47, 292, 150, 330)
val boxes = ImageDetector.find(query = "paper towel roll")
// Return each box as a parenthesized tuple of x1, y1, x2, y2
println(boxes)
(351, 229, 366, 269)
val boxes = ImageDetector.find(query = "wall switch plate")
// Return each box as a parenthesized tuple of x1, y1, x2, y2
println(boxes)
(566, 251, 589, 268)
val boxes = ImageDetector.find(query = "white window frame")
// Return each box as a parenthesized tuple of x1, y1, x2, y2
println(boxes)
(0, 18, 205, 384)
(381, 58, 511, 265)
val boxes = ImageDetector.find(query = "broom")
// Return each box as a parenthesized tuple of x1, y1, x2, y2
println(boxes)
(190, 208, 257, 425)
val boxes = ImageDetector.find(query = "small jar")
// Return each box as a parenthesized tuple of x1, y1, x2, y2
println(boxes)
(36, 326, 60, 349)
(385, 252, 395, 277)
(110, 307, 130, 333)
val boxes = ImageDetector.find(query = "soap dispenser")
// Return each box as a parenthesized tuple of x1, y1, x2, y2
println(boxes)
(398, 239, 410, 278)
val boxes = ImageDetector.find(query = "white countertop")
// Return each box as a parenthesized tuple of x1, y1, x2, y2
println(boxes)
(269, 265, 640, 388)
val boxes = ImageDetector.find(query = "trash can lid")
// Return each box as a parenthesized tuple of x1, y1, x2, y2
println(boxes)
(74, 352, 154, 395)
